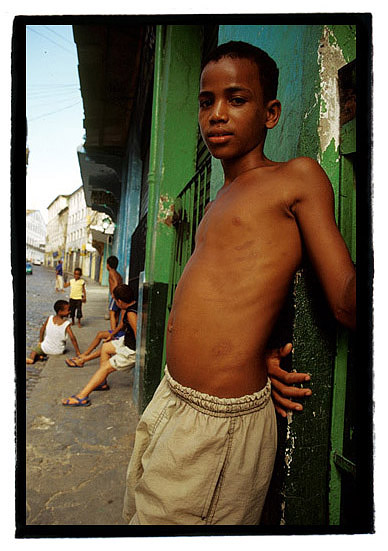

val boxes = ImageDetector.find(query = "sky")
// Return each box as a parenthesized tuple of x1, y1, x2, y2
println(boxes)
(26, 24, 85, 222)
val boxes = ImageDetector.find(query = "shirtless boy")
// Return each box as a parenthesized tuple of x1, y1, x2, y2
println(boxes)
(123, 41, 356, 525)
(107, 256, 123, 329)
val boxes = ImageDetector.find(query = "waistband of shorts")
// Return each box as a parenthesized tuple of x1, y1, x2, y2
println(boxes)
(164, 366, 271, 417)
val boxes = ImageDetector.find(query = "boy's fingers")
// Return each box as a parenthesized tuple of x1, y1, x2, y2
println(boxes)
(271, 389, 304, 412)
(279, 342, 293, 357)
(269, 365, 311, 384)
(271, 377, 312, 398)
(273, 403, 287, 418)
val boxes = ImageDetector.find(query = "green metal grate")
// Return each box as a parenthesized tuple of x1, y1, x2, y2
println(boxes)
(167, 156, 211, 311)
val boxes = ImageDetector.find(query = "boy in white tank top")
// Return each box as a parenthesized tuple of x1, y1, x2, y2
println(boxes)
(26, 300, 81, 364)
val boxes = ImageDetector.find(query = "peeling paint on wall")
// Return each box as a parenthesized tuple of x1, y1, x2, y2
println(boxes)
(317, 26, 347, 155)
(157, 194, 175, 227)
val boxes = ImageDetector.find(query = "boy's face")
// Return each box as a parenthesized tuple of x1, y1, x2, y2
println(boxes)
(59, 304, 70, 317)
(198, 57, 273, 161)
(115, 298, 124, 309)
(74, 271, 81, 280)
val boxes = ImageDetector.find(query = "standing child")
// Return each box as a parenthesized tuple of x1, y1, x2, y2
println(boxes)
(26, 300, 81, 364)
(64, 268, 86, 327)
(55, 259, 64, 292)
(106, 255, 123, 329)
(122, 41, 356, 525)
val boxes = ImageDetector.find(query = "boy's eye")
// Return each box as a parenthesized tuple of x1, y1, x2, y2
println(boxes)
(230, 97, 247, 105)
(199, 98, 212, 108)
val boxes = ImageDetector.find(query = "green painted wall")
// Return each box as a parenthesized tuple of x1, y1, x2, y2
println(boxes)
(145, 25, 203, 285)
(139, 25, 203, 410)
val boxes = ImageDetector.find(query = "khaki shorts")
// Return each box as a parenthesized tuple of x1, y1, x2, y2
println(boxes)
(123, 366, 277, 525)
(109, 336, 136, 371)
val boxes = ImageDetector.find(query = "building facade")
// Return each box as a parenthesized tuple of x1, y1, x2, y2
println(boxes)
(26, 209, 46, 263)
(45, 194, 69, 267)
(66, 185, 115, 283)
(73, 19, 371, 529)
(45, 187, 114, 284)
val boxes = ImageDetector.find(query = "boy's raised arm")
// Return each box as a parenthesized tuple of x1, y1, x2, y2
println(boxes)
(290, 157, 356, 330)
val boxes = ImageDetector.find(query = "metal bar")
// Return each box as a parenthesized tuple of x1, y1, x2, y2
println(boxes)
(332, 451, 356, 477)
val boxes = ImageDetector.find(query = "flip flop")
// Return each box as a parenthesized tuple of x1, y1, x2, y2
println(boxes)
(95, 382, 110, 391)
(65, 358, 83, 368)
(62, 395, 90, 407)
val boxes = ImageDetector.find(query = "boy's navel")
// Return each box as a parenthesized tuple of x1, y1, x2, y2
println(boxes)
(231, 216, 242, 226)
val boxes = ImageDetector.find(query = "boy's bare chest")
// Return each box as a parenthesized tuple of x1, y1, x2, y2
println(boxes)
(196, 180, 292, 247)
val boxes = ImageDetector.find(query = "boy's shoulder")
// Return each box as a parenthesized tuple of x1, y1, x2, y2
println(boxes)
(248, 156, 331, 195)
(232, 156, 333, 209)
(52, 315, 70, 326)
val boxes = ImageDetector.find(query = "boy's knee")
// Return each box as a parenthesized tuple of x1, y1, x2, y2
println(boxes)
(101, 342, 109, 353)
(101, 361, 116, 377)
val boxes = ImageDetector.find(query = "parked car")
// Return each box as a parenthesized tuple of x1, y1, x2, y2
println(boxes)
(32, 260, 42, 266)
(26, 262, 33, 275)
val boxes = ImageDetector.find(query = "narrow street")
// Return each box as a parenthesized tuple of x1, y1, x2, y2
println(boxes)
(25, 267, 139, 527)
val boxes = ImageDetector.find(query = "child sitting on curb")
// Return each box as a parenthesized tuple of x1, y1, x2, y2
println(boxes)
(62, 284, 137, 407)
(26, 300, 81, 364)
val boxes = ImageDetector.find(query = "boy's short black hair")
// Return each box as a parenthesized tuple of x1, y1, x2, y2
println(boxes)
(202, 41, 279, 104)
(54, 300, 69, 313)
(74, 267, 82, 275)
(113, 284, 135, 304)
(107, 256, 119, 269)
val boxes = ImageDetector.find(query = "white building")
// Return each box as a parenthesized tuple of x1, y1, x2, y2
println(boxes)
(45, 195, 69, 267)
(26, 209, 46, 263)
(65, 186, 114, 281)
(45, 186, 114, 282)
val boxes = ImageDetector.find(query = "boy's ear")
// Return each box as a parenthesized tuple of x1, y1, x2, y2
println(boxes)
(265, 99, 281, 129)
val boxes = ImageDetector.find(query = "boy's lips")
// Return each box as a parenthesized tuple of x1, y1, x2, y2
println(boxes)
(207, 131, 233, 144)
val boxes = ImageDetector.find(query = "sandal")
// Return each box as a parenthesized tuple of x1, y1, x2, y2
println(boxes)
(95, 382, 110, 391)
(62, 395, 90, 407)
(65, 358, 83, 368)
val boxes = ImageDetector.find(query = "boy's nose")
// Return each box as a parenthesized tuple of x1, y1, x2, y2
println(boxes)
(209, 100, 228, 123)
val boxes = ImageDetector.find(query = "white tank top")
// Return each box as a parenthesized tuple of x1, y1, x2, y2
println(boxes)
(41, 315, 71, 355)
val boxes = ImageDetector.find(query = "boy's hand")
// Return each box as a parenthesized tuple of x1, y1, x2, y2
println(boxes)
(104, 335, 113, 343)
(266, 343, 312, 418)
(82, 297, 86, 303)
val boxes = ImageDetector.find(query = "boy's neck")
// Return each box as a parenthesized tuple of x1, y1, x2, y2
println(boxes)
(54, 314, 67, 322)
(123, 300, 136, 309)
(221, 146, 273, 186)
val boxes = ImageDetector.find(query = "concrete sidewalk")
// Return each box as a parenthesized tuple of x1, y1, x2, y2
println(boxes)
(26, 280, 139, 526)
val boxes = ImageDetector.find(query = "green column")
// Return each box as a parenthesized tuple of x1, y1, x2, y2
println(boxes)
(138, 25, 203, 411)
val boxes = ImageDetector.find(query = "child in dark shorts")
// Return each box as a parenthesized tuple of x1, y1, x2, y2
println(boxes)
(64, 267, 86, 327)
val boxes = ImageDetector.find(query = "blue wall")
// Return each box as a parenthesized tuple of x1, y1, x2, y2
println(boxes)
(218, 25, 323, 161)
(113, 122, 143, 284)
